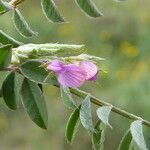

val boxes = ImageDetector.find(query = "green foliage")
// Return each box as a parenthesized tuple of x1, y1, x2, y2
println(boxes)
(92, 120, 102, 150)
(118, 130, 132, 150)
(0, 71, 8, 97)
(96, 106, 112, 128)
(0, 44, 12, 69)
(0, 30, 23, 47)
(66, 106, 80, 143)
(60, 86, 77, 109)
(14, 43, 86, 58)
(130, 120, 148, 150)
(2, 72, 19, 110)
(21, 78, 48, 129)
(80, 95, 95, 132)
(20, 60, 57, 84)
(77, 54, 105, 62)
(75, 0, 103, 17)
(0, 0, 150, 149)
(0, 0, 103, 38)
(13, 9, 38, 37)
(0, 0, 12, 15)
(41, 0, 65, 23)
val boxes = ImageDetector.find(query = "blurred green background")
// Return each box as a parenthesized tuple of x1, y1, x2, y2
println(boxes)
(0, 0, 150, 149)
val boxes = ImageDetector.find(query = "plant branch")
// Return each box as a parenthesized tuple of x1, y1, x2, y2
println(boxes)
(9, 0, 25, 8)
(69, 88, 150, 128)
(1, 66, 150, 128)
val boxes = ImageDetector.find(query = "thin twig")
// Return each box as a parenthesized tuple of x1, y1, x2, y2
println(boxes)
(9, 0, 24, 8)
(70, 88, 150, 128)
(1, 65, 150, 128)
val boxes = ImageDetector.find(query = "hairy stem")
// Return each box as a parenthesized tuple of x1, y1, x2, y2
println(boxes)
(9, 0, 24, 7)
(70, 88, 150, 128)
(1, 66, 150, 128)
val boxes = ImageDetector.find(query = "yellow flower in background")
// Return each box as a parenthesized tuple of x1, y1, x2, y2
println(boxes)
(130, 61, 148, 81)
(120, 41, 139, 57)
(139, 12, 150, 24)
(116, 67, 129, 81)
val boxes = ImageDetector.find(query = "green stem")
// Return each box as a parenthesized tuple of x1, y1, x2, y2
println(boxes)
(70, 88, 150, 128)
(1, 66, 150, 128)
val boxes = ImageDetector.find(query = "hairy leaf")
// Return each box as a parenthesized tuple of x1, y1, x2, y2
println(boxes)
(78, 54, 105, 62)
(13, 9, 38, 37)
(0, 71, 9, 97)
(118, 129, 132, 150)
(0, 30, 23, 47)
(130, 120, 147, 150)
(99, 128, 105, 150)
(21, 78, 48, 129)
(14, 43, 86, 57)
(92, 120, 102, 150)
(41, 0, 65, 23)
(0, 0, 12, 15)
(66, 106, 80, 143)
(60, 86, 76, 109)
(80, 95, 94, 132)
(2, 72, 19, 110)
(0, 44, 12, 69)
(20, 60, 57, 84)
(75, 0, 103, 18)
(96, 106, 112, 128)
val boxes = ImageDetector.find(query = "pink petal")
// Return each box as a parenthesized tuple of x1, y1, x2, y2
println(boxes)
(47, 60, 65, 73)
(88, 72, 99, 81)
(57, 64, 86, 87)
(80, 61, 99, 81)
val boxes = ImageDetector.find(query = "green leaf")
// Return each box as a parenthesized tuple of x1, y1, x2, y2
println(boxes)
(99, 128, 105, 150)
(60, 86, 77, 109)
(92, 120, 101, 150)
(75, 0, 103, 18)
(13, 9, 38, 38)
(21, 78, 48, 129)
(118, 129, 132, 150)
(0, 71, 9, 97)
(80, 95, 94, 132)
(66, 106, 80, 144)
(14, 43, 86, 58)
(41, 0, 65, 23)
(0, 30, 23, 47)
(20, 60, 57, 84)
(92, 120, 106, 150)
(0, 44, 12, 69)
(0, 0, 12, 15)
(129, 140, 135, 150)
(130, 120, 148, 150)
(2, 72, 19, 110)
(78, 54, 105, 62)
(38, 84, 43, 92)
(96, 106, 112, 128)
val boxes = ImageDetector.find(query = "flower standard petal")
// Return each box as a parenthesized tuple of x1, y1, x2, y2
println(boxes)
(57, 64, 86, 87)
(80, 61, 99, 81)
(47, 60, 65, 73)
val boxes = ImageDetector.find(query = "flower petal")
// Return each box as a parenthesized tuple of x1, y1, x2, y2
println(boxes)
(88, 72, 99, 81)
(47, 60, 65, 73)
(57, 64, 86, 87)
(80, 61, 99, 81)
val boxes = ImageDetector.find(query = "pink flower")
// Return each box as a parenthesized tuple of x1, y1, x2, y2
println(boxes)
(47, 60, 86, 87)
(80, 61, 99, 81)
(47, 60, 99, 87)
